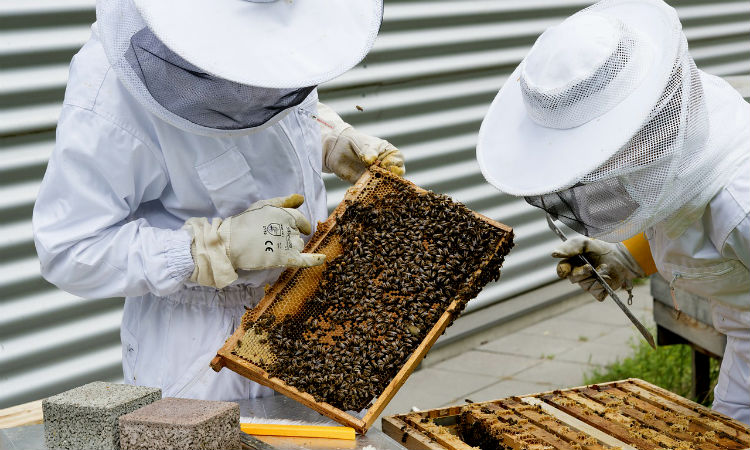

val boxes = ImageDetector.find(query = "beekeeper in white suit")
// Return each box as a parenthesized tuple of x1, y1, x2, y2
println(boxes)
(477, 0, 750, 424)
(32, 0, 404, 401)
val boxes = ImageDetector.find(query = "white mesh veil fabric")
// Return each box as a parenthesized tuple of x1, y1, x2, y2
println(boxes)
(125, 27, 315, 131)
(97, 0, 309, 136)
(526, 26, 741, 243)
(520, 18, 650, 130)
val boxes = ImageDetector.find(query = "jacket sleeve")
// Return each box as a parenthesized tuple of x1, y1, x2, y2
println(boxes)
(622, 233, 658, 276)
(32, 106, 194, 299)
(724, 213, 750, 271)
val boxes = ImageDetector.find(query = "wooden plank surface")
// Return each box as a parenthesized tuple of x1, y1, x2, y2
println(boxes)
(578, 387, 713, 450)
(404, 413, 476, 450)
(503, 398, 609, 450)
(382, 416, 446, 450)
(596, 386, 739, 450)
(540, 391, 660, 450)
(520, 397, 638, 450)
(484, 402, 579, 450)
(626, 380, 750, 445)
(653, 301, 726, 357)
(0, 399, 43, 429)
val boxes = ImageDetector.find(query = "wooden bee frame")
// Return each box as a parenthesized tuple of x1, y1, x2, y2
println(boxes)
(382, 378, 750, 450)
(211, 166, 513, 434)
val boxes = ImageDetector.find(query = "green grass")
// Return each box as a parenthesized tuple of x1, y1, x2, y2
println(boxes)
(583, 337, 720, 406)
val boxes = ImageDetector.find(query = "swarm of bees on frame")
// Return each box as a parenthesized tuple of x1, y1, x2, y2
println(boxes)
(238, 179, 513, 412)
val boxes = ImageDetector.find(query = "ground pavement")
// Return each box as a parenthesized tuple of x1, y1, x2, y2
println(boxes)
(376, 282, 655, 426)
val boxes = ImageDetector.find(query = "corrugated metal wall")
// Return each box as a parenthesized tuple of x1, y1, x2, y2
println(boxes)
(1, 0, 748, 408)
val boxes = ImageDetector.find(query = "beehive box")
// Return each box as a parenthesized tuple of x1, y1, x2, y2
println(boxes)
(211, 165, 514, 433)
(383, 378, 750, 450)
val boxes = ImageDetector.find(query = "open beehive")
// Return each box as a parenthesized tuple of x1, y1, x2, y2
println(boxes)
(211, 165, 514, 433)
(383, 378, 750, 450)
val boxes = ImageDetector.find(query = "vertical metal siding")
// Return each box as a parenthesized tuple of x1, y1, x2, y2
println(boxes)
(1, 0, 748, 408)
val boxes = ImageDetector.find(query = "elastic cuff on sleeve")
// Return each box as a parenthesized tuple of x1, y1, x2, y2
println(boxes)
(166, 229, 195, 281)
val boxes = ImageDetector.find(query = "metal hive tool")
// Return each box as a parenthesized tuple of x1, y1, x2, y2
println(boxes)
(211, 165, 514, 433)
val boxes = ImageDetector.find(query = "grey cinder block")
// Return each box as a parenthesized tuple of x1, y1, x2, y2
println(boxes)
(118, 397, 240, 450)
(43, 381, 161, 450)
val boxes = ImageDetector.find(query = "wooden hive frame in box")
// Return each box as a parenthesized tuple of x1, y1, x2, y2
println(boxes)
(383, 378, 750, 450)
(211, 165, 514, 434)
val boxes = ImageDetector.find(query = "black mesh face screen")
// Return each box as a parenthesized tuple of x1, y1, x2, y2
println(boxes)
(125, 28, 316, 130)
(525, 178, 639, 237)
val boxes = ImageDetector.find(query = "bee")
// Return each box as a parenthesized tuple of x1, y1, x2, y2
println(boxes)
(241, 183, 511, 412)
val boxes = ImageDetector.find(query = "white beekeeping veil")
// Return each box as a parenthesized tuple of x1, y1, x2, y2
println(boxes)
(96, 0, 382, 136)
(477, 0, 749, 242)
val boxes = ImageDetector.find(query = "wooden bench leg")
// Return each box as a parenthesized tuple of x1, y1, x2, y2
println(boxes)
(691, 349, 711, 403)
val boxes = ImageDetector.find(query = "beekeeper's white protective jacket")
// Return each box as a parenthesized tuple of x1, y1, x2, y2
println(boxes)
(652, 153, 750, 423)
(32, 26, 328, 400)
(650, 73, 750, 307)
(647, 73, 750, 424)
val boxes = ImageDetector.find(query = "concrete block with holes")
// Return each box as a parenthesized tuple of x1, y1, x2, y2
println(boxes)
(118, 397, 240, 450)
(43, 382, 161, 450)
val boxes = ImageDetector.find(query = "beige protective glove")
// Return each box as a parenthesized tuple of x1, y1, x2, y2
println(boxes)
(316, 102, 405, 184)
(182, 194, 326, 289)
(552, 236, 645, 301)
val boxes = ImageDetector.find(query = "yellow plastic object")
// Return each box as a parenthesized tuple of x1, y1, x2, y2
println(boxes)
(240, 423, 356, 440)
(622, 233, 657, 276)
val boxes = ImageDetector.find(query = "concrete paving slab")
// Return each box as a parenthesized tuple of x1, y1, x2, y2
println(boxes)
(520, 317, 614, 342)
(595, 325, 639, 347)
(556, 341, 636, 367)
(378, 368, 497, 421)
(557, 299, 638, 326)
(556, 284, 653, 319)
(433, 351, 541, 378)
(459, 379, 555, 404)
(478, 331, 579, 358)
(514, 360, 593, 389)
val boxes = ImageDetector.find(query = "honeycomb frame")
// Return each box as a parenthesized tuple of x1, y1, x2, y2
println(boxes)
(211, 165, 513, 433)
(383, 378, 750, 450)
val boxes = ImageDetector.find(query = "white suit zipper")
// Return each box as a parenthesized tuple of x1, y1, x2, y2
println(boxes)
(669, 265, 735, 312)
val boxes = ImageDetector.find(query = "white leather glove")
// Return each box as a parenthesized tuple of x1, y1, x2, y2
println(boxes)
(317, 102, 405, 184)
(551, 236, 645, 301)
(182, 194, 326, 289)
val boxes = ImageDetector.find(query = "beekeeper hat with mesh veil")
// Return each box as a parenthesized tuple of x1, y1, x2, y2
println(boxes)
(477, 0, 747, 242)
(96, 0, 382, 136)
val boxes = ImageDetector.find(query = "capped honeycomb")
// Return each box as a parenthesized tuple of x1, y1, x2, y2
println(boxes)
(539, 382, 750, 450)
(228, 166, 514, 413)
(459, 400, 611, 450)
(385, 379, 750, 450)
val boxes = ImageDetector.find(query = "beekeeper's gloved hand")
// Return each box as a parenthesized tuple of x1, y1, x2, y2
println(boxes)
(552, 236, 645, 301)
(317, 102, 405, 184)
(182, 194, 326, 289)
